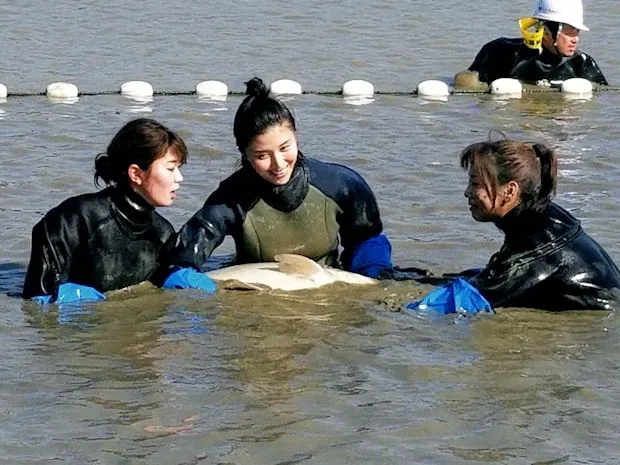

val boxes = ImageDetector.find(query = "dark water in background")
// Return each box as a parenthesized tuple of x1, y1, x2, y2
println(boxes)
(2, 0, 619, 92)
(2, 1, 620, 463)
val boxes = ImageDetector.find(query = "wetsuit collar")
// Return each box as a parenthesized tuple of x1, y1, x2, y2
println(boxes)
(111, 185, 155, 228)
(494, 203, 547, 239)
(246, 153, 310, 212)
(539, 47, 569, 66)
(514, 42, 571, 73)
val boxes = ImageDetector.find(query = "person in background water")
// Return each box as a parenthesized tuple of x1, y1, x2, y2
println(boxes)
(171, 77, 392, 278)
(454, 0, 607, 87)
(23, 118, 216, 303)
(460, 139, 620, 310)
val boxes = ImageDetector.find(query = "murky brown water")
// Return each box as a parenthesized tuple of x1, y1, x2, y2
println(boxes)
(2, 1, 620, 463)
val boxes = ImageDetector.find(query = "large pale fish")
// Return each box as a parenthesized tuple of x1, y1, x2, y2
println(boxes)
(205, 254, 378, 291)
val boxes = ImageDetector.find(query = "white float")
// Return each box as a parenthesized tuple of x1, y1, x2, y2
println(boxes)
(561, 78, 593, 95)
(490, 78, 523, 98)
(0, 83, 7, 99)
(121, 81, 154, 99)
(417, 80, 450, 101)
(196, 80, 228, 100)
(270, 79, 302, 95)
(46, 82, 79, 99)
(341, 80, 374, 97)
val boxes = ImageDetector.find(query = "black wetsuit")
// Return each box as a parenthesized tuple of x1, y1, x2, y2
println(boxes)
(171, 155, 384, 270)
(469, 202, 620, 310)
(23, 186, 175, 298)
(469, 38, 608, 85)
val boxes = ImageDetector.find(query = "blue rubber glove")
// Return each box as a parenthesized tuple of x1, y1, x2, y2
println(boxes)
(349, 234, 393, 278)
(56, 283, 105, 303)
(31, 282, 106, 304)
(406, 277, 493, 315)
(162, 267, 217, 294)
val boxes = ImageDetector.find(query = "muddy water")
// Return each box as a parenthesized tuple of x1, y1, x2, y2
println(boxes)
(2, 0, 620, 462)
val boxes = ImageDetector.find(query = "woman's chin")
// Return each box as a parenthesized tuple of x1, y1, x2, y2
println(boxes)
(271, 174, 292, 185)
(471, 210, 492, 222)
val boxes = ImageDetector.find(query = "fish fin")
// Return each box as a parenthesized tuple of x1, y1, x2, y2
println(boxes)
(274, 254, 325, 278)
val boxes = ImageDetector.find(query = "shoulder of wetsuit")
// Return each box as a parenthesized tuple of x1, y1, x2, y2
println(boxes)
(473, 37, 525, 58)
(306, 157, 375, 206)
(41, 190, 115, 238)
(573, 50, 609, 85)
(206, 168, 258, 211)
(469, 37, 528, 83)
(49, 189, 112, 219)
(306, 157, 383, 253)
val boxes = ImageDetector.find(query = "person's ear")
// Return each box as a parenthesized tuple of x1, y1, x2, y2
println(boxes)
(542, 27, 556, 49)
(502, 180, 521, 206)
(127, 164, 145, 186)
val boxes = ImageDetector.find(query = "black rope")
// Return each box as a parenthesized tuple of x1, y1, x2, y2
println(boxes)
(3, 87, 619, 98)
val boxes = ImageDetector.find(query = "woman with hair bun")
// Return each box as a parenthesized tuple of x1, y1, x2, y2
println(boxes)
(23, 118, 216, 303)
(171, 77, 392, 278)
(460, 140, 620, 310)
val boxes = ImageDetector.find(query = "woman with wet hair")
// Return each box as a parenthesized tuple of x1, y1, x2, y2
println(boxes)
(171, 77, 392, 278)
(461, 140, 620, 310)
(23, 118, 216, 303)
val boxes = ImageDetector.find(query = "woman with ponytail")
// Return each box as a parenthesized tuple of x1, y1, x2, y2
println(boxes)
(172, 77, 392, 278)
(458, 140, 620, 310)
(23, 118, 216, 303)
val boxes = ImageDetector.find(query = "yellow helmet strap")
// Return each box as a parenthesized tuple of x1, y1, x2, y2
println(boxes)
(519, 17, 544, 52)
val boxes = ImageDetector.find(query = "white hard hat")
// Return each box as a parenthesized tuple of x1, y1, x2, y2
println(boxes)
(533, 0, 589, 31)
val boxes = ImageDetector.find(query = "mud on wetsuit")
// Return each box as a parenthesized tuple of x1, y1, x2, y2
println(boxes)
(171, 155, 390, 275)
(469, 202, 620, 310)
(22, 186, 175, 298)
(469, 38, 608, 85)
